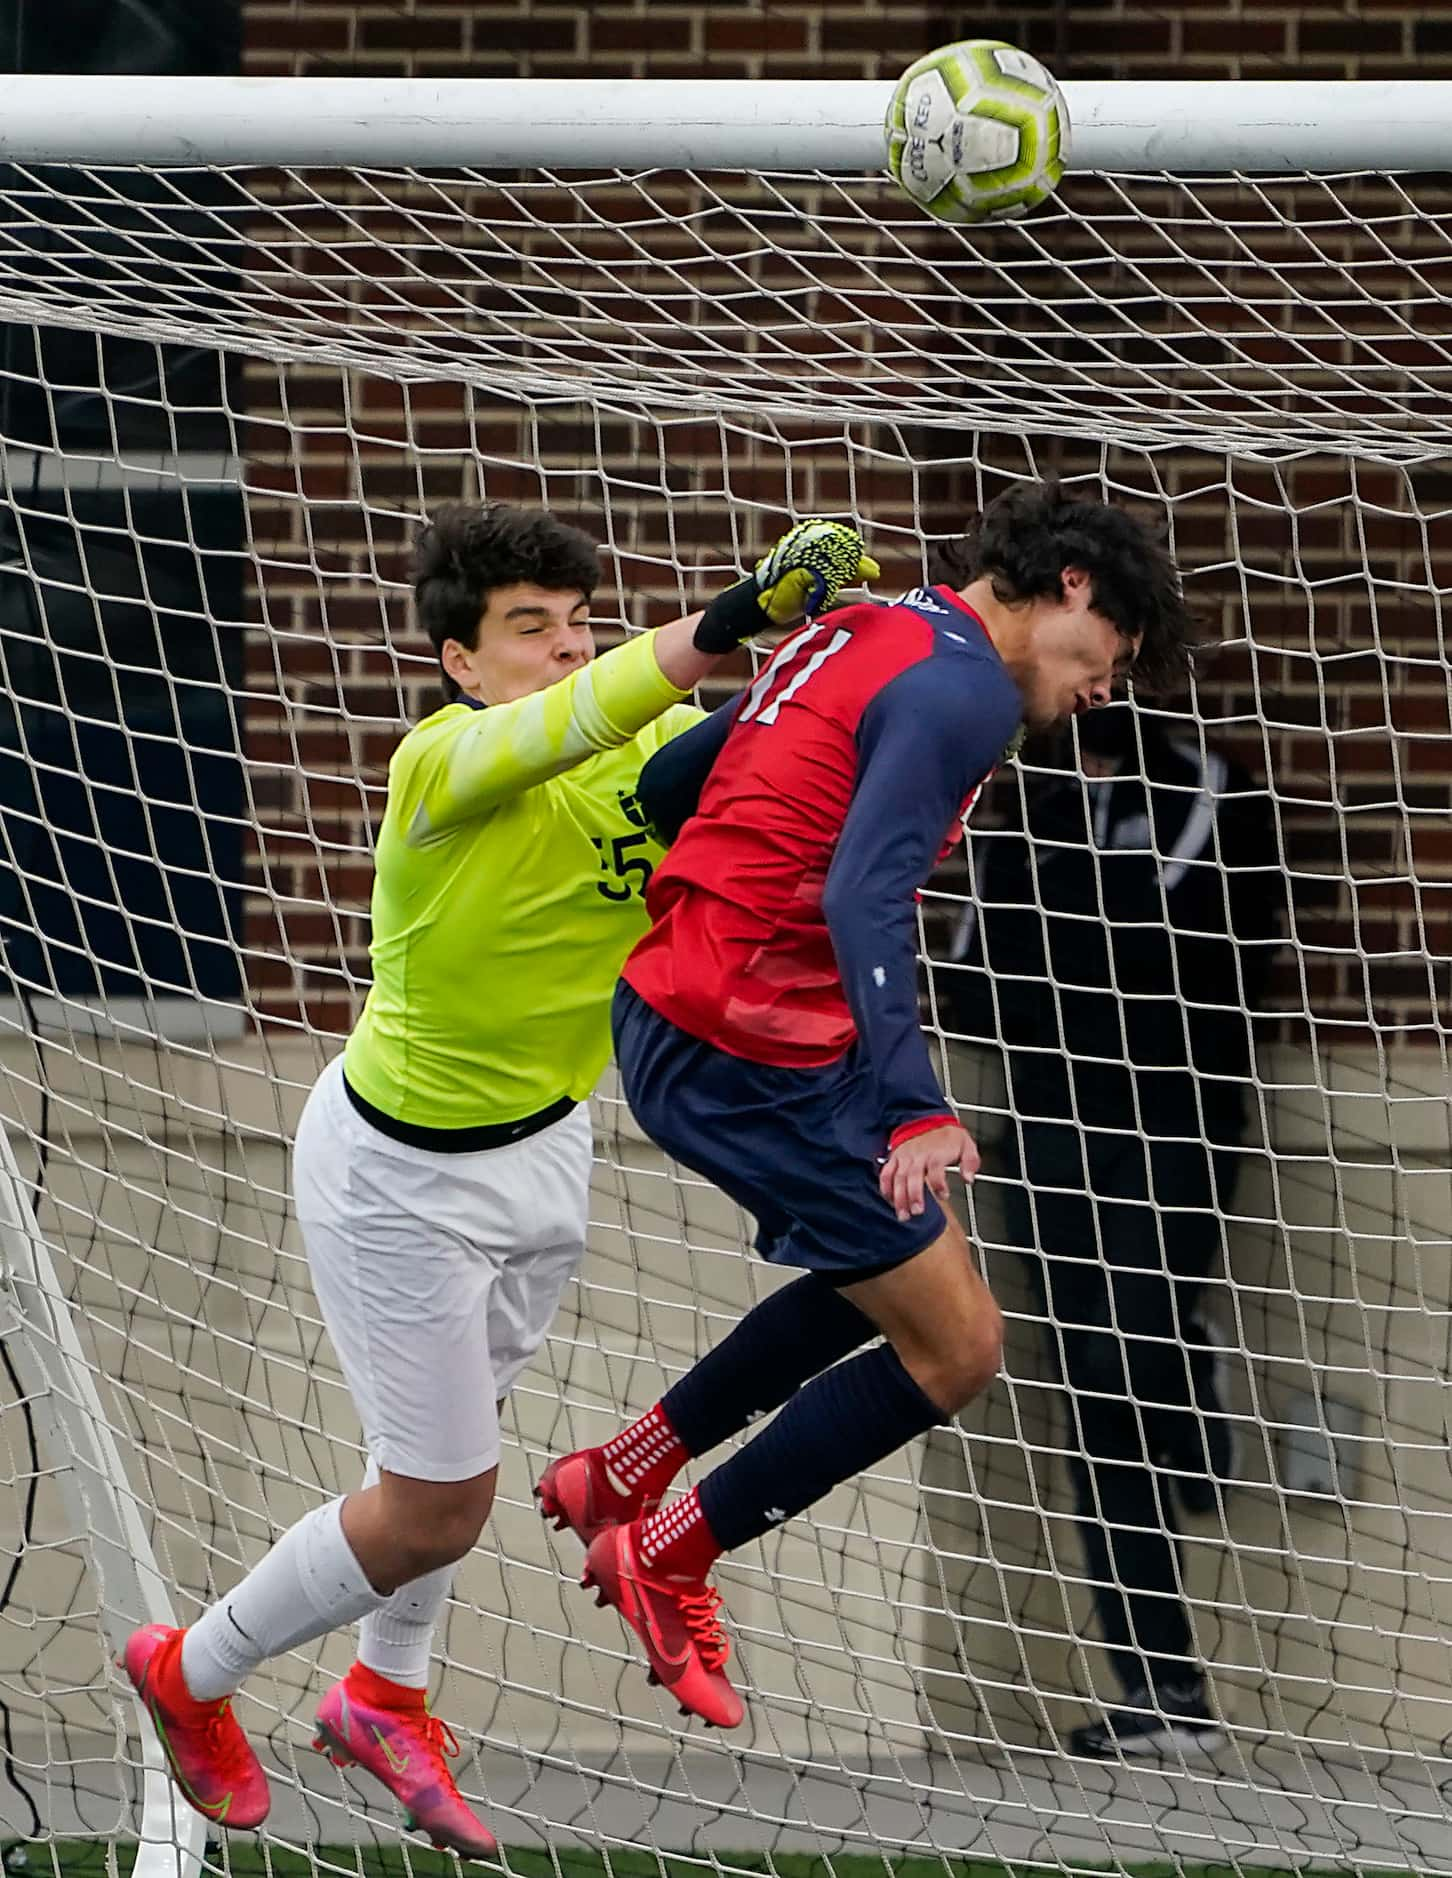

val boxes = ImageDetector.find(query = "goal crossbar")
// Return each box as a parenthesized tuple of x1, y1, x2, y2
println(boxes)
(0, 74, 1450, 173)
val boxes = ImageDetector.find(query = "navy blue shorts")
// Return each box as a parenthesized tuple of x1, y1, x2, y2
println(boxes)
(612, 980, 945, 1281)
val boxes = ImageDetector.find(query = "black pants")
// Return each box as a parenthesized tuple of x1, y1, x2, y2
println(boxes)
(1002, 1121, 1241, 1699)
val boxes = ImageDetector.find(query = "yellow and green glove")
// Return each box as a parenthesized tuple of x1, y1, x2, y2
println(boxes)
(693, 519, 880, 653)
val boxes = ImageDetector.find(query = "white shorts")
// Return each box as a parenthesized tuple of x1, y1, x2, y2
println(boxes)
(293, 1056, 592, 1481)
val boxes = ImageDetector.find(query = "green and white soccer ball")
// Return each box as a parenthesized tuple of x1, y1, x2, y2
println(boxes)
(885, 40, 1068, 224)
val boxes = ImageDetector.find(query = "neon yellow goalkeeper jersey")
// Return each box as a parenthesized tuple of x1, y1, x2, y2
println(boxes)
(343, 630, 702, 1130)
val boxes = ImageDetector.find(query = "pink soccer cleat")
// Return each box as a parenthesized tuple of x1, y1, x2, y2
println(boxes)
(121, 1623, 270, 1829)
(581, 1523, 744, 1729)
(312, 1663, 497, 1860)
(535, 1445, 659, 1548)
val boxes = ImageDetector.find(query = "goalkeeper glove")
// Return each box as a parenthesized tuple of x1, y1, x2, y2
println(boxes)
(693, 519, 881, 654)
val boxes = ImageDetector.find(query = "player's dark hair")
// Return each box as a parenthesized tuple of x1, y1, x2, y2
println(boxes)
(413, 502, 601, 701)
(930, 481, 1197, 694)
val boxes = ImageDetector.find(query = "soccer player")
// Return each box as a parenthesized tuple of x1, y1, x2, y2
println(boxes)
(536, 481, 1197, 1729)
(120, 503, 877, 1848)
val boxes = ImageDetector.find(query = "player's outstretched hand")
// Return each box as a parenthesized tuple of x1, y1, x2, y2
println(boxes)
(752, 520, 881, 627)
(693, 520, 880, 653)
(880, 1123, 980, 1224)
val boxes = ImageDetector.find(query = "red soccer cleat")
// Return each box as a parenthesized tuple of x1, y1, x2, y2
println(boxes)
(581, 1523, 744, 1729)
(535, 1445, 660, 1548)
(121, 1624, 270, 1829)
(313, 1664, 497, 1860)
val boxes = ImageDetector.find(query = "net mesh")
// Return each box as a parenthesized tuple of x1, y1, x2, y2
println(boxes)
(0, 157, 1449, 1875)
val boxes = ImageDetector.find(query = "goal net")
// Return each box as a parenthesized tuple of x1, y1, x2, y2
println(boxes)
(0, 86, 1449, 1878)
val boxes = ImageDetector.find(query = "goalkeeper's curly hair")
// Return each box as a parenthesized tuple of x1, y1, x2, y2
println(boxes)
(930, 481, 1198, 695)
(414, 502, 601, 700)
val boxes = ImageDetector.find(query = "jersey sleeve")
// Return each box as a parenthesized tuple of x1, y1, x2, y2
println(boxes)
(396, 630, 692, 842)
(821, 657, 1021, 1136)
(635, 694, 742, 844)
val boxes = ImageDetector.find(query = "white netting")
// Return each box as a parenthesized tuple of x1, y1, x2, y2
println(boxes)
(0, 156, 1449, 1878)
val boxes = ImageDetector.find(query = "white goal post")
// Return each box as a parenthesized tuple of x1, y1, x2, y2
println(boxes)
(1, 75, 1452, 171)
(0, 69, 1449, 1878)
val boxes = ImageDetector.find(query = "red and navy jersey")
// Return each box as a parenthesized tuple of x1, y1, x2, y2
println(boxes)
(622, 585, 1023, 1134)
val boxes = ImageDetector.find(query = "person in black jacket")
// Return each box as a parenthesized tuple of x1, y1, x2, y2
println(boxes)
(945, 702, 1283, 1759)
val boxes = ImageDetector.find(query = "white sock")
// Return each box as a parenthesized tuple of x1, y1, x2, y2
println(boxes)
(182, 1497, 385, 1702)
(357, 1564, 453, 1689)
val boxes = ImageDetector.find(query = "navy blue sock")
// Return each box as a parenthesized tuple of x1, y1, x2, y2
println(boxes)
(662, 1272, 874, 1458)
(696, 1343, 945, 1551)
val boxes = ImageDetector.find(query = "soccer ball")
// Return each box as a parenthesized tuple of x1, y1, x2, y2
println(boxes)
(885, 40, 1068, 225)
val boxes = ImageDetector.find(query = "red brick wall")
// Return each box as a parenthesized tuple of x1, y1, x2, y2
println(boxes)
(245, 4, 939, 81)
(241, 2, 1446, 86)
(236, 2, 1451, 1047)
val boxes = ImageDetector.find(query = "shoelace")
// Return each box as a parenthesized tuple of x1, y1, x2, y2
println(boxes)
(419, 1713, 465, 1793)
(201, 1698, 249, 1770)
(678, 1587, 730, 1672)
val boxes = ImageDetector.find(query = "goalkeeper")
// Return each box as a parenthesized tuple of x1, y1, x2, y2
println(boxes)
(121, 503, 876, 1853)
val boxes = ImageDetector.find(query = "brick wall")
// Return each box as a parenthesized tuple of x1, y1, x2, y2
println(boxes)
(236, 1, 1451, 1048)
(241, 1, 1450, 85)
(245, 3, 941, 81)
